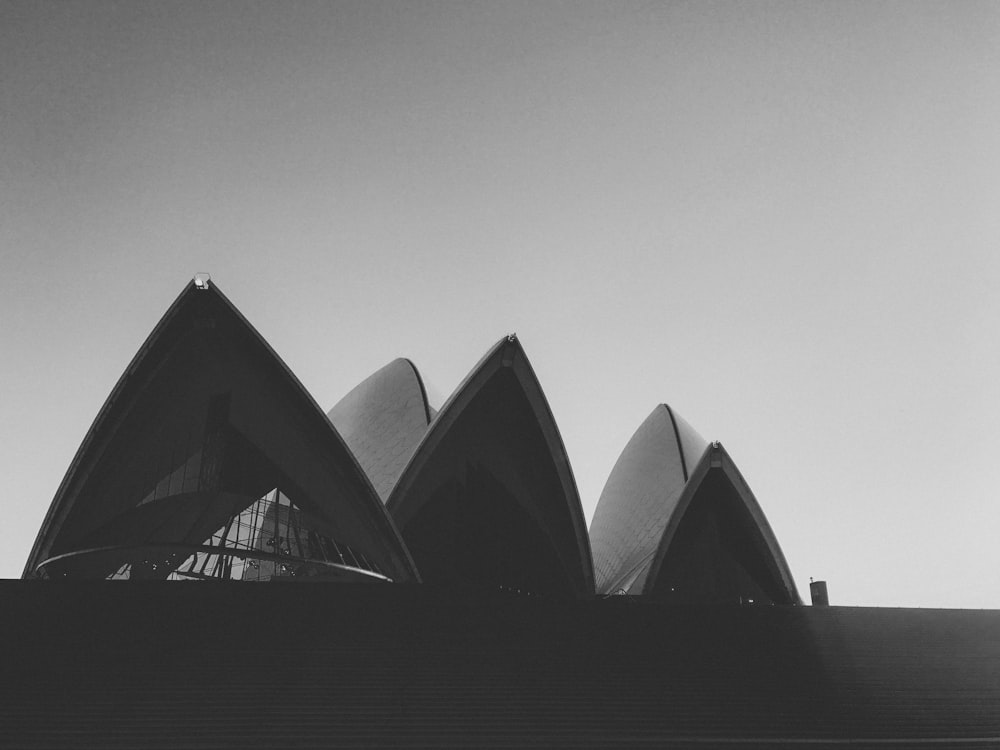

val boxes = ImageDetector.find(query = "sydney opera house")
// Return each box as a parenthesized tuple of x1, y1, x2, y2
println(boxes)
(4, 276, 999, 747)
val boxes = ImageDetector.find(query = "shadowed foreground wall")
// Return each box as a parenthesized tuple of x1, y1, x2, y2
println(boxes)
(2, 582, 999, 748)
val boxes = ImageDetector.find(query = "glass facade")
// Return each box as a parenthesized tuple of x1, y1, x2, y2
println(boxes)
(44, 489, 389, 582)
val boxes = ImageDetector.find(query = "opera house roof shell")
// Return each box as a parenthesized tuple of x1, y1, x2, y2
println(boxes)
(590, 405, 800, 604)
(328, 358, 434, 503)
(383, 334, 594, 598)
(25, 279, 418, 584)
(12, 276, 1000, 747)
(25, 276, 796, 602)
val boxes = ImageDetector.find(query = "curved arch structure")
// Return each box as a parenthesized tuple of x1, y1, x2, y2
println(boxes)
(590, 405, 708, 594)
(386, 336, 594, 598)
(24, 279, 419, 583)
(642, 442, 801, 603)
(328, 359, 434, 502)
(590, 406, 799, 604)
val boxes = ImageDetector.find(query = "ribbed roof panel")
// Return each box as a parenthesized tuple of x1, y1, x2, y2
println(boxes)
(589, 405, 708, 594)
(328, 358, 433, 501)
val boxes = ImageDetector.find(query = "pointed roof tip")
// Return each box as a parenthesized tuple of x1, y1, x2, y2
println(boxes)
(641, 444, 802, 604)
(386, 333, 594, 597)
(591, 405, 799, 603)
(330, 357, 433, 425)
(26, 279, 420, 583)
(454, 334, 524, 379)
(501, 334, 520, 367)
(655, 403, 710, 478)
(400, 358, 435, 423)
(590, 403, 711, 593)
(657, 402, 696, 426)
(328, 357, 435, 502)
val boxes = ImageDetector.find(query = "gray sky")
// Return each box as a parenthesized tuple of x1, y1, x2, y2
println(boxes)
(3, 1, 999, 606)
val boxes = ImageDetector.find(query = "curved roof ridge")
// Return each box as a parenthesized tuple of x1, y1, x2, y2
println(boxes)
(660, 403, 707, 483)
(401, 358, 434, 425)
(386, 336, 510, 475)
(328, 358, 435, 501)
(25, 282, 197, 577)
(662, 405, 690, 481)
(386, 334, 595, 597)
(589, 404, 710, 594)
(25, 277, 419, 582)
(25, 283, 193, 577)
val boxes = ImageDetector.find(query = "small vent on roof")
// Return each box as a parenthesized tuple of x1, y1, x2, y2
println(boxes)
(193, 273, 211, 290)
(810, 579, 829, 606)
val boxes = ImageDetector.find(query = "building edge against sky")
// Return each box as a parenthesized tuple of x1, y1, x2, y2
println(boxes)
(25, 275, 801, 602)
(24, 277, 418, 584)
(328, 358, 435, 503)
(384, 334, 595, 597)
(590, 405, 800, 604)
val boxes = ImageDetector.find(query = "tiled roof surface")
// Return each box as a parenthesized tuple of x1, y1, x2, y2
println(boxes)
(328, 359, 432, 501)
(590, 405, 708, 593)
